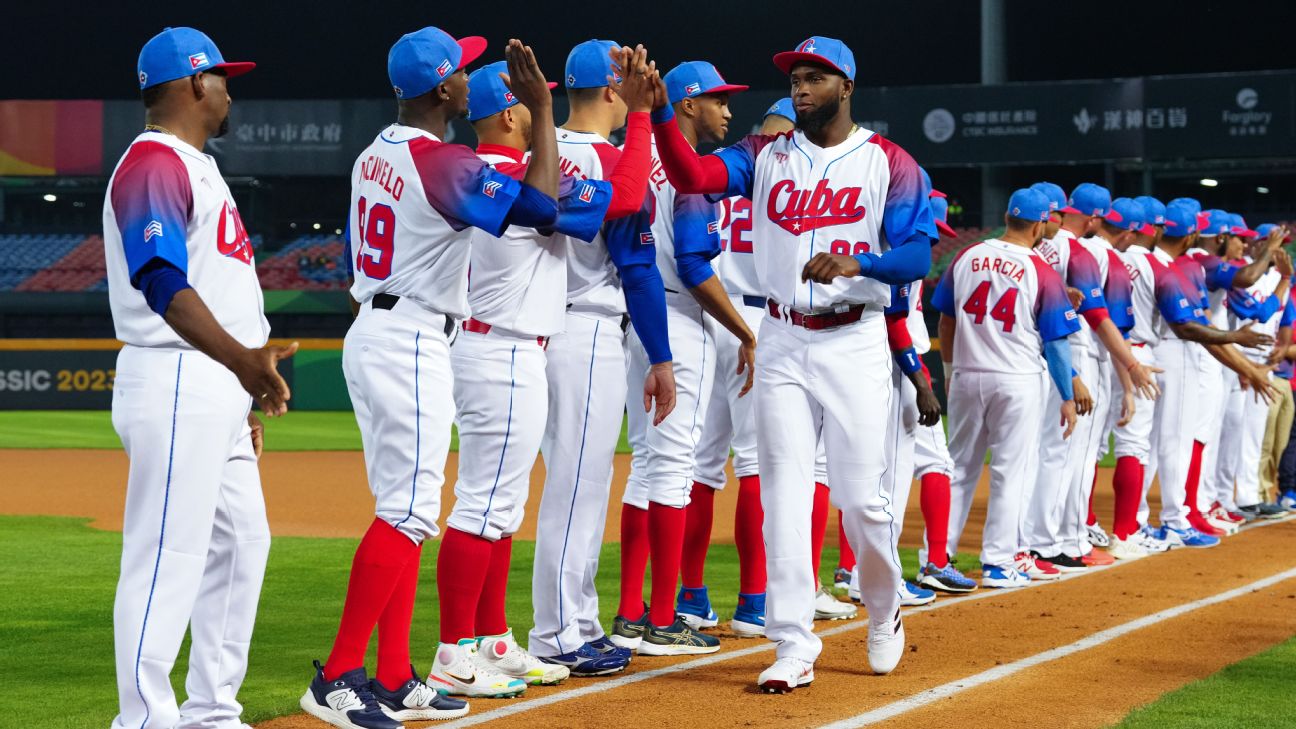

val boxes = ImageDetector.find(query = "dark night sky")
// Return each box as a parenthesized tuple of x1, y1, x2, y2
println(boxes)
(4, 0, 1293, 100)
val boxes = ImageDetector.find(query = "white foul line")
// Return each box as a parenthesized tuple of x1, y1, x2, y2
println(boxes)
(435, 516, 1293, 728)
(815, 564, 1296, 729)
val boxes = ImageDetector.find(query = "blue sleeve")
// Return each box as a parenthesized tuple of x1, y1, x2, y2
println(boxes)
(673, 193, 721, 288)
(1067, 245, 1108, 313)
(1282, 298, 1296, 328)
(932, 264, 957, 316)
(502, 183, 558, 230)
(136, 259, 192, 316)
(110, 143, 193, 283)
(853, 235, 932, 285)
(1155, 273, 1199, 324)
(1257, 295, 1283, 323)
(1043, 337, 1075, 401)
(409, 138, 521, 236)
(545, 177, 613, 242)
(1228, 289, 1273, 321)
(712, 134, 774, 200)
(877, 136, 939, 245)
(603, 206, 658, 270)
(884, 282, 912, 317)
(621, 262, 672, 364)
(1208, 262, 1239, 291)
(1035, 262, 1083, 341)
(894, 347, 922, 374)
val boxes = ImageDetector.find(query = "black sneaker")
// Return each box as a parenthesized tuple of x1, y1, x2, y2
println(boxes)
(299, 660, 401, 729)
(637, 618, 721, 656)
(610, 610, 649, 651)
(1035, 550, 1086, 573)
(1237, 504, 1262, 521)
(370, 667, 468, 721)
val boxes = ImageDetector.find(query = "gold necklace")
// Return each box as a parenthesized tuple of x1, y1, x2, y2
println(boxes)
(144, 123, 175, 136)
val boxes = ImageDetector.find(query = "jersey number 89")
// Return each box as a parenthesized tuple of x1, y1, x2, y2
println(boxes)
(355, 196, 396, 280)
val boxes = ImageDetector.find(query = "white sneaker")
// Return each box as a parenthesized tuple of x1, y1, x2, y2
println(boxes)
(427, 640, 527, 698)
(475, 628, 569, 685)
(867, 611, 905, 675)
(1134, 526, 1171, 553)
(757, 656, 815, 694)
(1205, 514, 1239, 535)
(1107, 535, 1149, 560)
(1086, 522, 1111, 547)
(813, 586, 858, 620)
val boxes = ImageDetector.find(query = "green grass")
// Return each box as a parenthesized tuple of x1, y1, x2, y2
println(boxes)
(1114, 636, 1296, 728)
(2, 514, 908, 728)
(0, 410, 635, 453)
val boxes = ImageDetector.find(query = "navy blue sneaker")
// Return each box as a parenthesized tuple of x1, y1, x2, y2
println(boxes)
(675, 585, 719, 629)
(587, 635, 633, 661)
(731, 591, 765, 637)
(370, 667, 468, 721)
(541, 642, 630, 677)
(299, 660, 401, 729)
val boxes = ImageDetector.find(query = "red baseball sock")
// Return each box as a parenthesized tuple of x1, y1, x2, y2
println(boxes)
(810, 482, 829, 582)
(648, 502, 687, 627)
(1185, 440, 1206, 522)
(920, 473, 952, 568)
(1112, 456, 1144, 540)
(681, 482, 716, 588)
(324, 518, 420, 681)
(375, 543, 422, 691)
(1087, 469, 1099, 527)
(436, 527, 492, 644)
(617, 504, 649, 620)
(474, 536, 512, 638)
(836, 511, 856, 571)
(735, 475, 766, 594)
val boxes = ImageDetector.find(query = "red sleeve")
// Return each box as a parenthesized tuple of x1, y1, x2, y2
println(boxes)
(603, 112, 652, 219)
(885, 313, 914, 352)
(1081, 307, 1111, 328)
(652, 116, 729, 194)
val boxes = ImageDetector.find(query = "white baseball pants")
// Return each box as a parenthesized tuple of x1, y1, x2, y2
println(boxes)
(692, 296, 766, 487)
(1023, 350, 1094, 558)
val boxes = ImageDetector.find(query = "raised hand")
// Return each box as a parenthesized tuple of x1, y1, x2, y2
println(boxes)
(501, 39, 552, 112)
(1275, 249, 1293, 277)
(608, 45, 657, 114)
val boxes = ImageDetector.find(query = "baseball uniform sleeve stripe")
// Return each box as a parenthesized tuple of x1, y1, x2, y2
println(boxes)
(111, 141, 193, 283)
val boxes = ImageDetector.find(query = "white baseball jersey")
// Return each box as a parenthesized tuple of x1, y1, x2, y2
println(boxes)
(645, 140, 721, 293)
(1034, 229, 1103, 356)
(932, 239, 1080, 373)
(1229, 268, 1287, 364)
(714, 195, 761, 297)
(713, 127, 936, 310)
(348, 124, 521, 318)
(1077, 234, 1118, 360)
(104, 132, 268, 349)
(1121, 247, 1207, 346)
(466, 146, 614, 336)
(904, 279, 931, 354)
(555, 128, 626, 314)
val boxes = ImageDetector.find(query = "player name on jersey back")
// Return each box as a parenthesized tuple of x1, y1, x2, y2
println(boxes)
(103, 133, 268, 349)
(555, 128, 624, 315)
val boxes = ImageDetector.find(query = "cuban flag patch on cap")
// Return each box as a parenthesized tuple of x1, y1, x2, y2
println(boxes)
(437, 58, 453, 77)
(684, 82, 701, 96)
(189, 52, 209, 69)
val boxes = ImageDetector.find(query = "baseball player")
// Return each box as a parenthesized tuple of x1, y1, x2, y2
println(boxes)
(303, 33, 560, 725)
(682, 99, 797, 639)
(616, 60, 757, 656)
(937, 188, 1081, 590)
(529, 40, 677, 668)
(105, 27, 294, 729)
(652, 35, 938, 689)
(438, 49, 658, 685)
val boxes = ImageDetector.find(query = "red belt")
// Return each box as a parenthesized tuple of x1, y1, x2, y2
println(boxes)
(767, 300, 870, 331)
(462, 318, 546, 346)
(1131, 342, 1147, 348)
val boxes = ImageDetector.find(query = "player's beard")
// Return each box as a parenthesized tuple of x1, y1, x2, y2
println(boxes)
(214, 115, 230, 139)
(796, 97, 840, 136)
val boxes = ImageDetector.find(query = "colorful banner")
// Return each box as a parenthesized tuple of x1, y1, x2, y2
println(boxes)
(0, 100, 103, 175)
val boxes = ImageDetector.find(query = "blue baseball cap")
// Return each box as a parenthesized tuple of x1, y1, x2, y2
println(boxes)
(920, 168, 945, 199)
(1106, 197, 1146, 232)
(1229, 213, 1258, 238)
(1030, 182, 1081, 215)
(1200, 209, 1231, 237)
(388, 27, 486, 100)
(765, 97, 795, 123)
(930, 196, 957, 239)
(1163, 202, 1199, 238)
(466, 60, 557, 122)
(663, 62, 748, 105)
(1068, 183, 1112, 217)
(565, 39, 620, 89)
(1134, 196, 1166, 227)
(137, 27, 254, 90)
(1007, 188, 1051, 223)
(1256, 223, 1291, 242)
(1167, 197, 1202, 215)
(773, 36, 855, 80)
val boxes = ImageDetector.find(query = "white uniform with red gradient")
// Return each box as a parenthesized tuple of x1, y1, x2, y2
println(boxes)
(345, 124, 520, 545)
(933, 240, 1081, 570)
(708, 126, 935, 663)
(104, 132, 271, 729)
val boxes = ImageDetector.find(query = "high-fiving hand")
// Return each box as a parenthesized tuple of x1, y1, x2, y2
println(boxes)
(500, 39, 552, 112)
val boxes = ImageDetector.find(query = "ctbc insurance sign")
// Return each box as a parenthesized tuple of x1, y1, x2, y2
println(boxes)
(0, 349, 119, 409)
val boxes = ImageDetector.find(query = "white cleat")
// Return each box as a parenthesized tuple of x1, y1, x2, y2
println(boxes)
(427, 640, 527, 698)
(757, 657, 815, 694)
(1107, 535, 1149, 560)
(813, 587, 858, 620)
(475, 628, 570, 685)
(867, 611, 906, 675)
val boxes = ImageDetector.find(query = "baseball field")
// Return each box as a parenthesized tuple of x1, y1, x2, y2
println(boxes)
(4, 409, 1296, 729)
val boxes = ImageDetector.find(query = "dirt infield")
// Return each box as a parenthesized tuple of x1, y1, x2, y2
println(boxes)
(8, 447, 1296, 729)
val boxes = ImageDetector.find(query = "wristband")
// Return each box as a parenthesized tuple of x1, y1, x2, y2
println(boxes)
(895, 347, 922, 375)
(941, 360, 953, 382)
(651, 105, 675, 125)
